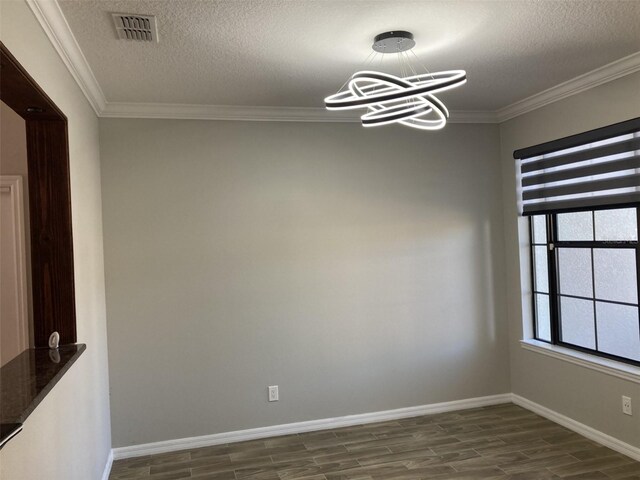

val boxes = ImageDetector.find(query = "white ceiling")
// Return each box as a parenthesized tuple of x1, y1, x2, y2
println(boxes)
(58, 0, 640, 112)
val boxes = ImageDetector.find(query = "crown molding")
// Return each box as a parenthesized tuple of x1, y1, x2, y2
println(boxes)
(28, 0, 639, 124)
(100, 102, 498, 123)
(101, 103, 361, 122)
(495, 51, 640, 122)
(26, 0, 107, 114)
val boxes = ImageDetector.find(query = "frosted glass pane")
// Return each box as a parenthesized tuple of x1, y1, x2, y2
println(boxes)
(557, 211, 593, 241)
(596, 302, 640, 361)
(536, 294, 551, 342)
(595, 208, 637, 241)
(593, 249, 637, 304)
(558, 248, 593, 298)
(560, 297, 595, 349)
(532, 215, 547, 244)
(534, 246, 548, 293)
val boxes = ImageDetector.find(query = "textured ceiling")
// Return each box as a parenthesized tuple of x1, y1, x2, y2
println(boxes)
(58, 0, 640, 111)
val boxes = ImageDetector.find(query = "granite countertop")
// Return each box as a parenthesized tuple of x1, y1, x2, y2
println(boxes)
(0, 344, 85, 448)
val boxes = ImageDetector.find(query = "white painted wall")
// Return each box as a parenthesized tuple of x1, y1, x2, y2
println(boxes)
(0, 1, 111, 479)
(499, 71, 640, 448)
(99, 118, 510, 448)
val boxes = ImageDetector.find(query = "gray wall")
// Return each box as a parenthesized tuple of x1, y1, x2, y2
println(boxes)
(0, 1, 111, 478)
(100, 119, 510, 447)
(499, 72, 640, 448)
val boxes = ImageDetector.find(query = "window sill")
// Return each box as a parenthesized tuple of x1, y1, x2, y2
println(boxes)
(0, 344, 86, 449)
(520, 339, 640, 384)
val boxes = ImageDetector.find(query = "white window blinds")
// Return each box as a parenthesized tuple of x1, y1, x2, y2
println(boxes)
(515, 117, 640, 216)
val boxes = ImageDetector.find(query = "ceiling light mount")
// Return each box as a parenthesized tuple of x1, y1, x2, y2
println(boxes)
(372, 31, 415, 53)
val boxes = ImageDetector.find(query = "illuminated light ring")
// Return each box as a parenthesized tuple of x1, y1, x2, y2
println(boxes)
(363, 91, 450, 130)
(325, 70, 467, 130)
(328, 70, 465, 129)
(349, 75, 446, 123)
(350, 75, 448, 129)
(326, 70, 465, 109)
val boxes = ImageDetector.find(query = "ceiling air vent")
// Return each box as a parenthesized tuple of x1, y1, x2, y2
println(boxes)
(112, 13, 158, 42)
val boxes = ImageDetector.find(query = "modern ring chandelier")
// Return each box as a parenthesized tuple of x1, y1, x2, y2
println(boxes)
(325, 31, 466, 131)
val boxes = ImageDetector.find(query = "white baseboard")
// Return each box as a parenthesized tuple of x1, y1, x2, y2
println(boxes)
(100, 449, 113, 480)
(112, 393, 511, 459)
(512, 394, 640, 462)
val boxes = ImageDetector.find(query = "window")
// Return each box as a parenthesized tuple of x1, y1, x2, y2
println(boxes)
(530, 208, 640, 365)
(514, 117, 640, 367)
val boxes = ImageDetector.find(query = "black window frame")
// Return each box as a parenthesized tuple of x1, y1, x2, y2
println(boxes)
(530, 205, 640, 367)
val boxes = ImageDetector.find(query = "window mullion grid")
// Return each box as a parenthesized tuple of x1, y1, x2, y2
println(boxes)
(529, 217, 539, 340)
(555, 292, 637, 307)
(637, 207, 640, 349)
(532, 207, 639, 365)
(548, 214, 561, 344)
(590, 210, 598, 352)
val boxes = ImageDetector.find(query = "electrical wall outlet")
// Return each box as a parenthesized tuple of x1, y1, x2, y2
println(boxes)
(622, 396, 632, 416)
(268, 385, 279, 402)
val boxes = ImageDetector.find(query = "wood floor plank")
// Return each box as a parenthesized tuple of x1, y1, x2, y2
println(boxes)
(323, 461, 412, 480)
(274, 446, 349, 464)
(497, 471, 560, 480)
(231, 443, 308, 461)
(276, 459, 362, 480)
(315, 446, 392, 465)
(498, 454, 581, 475)
(403, 449, 481, 469)
(549, 455, 634, 477)
(518, 440, 597, 459)
(446, 451, 530, 471)
(601, 462, 640, 478)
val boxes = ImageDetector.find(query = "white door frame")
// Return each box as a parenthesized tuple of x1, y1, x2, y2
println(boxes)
(1, 175, 30, 359)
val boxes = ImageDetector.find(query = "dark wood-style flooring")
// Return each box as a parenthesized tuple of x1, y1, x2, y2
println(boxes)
(109, 403, 640, 480)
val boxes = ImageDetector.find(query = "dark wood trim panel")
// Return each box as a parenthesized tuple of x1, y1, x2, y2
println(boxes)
(1, 42, 77, 346)
(0, 44, 65, 122)
(25, 120, 77, 346)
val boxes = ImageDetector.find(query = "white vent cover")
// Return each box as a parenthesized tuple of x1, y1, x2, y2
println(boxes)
(112, 13, 158, 42)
